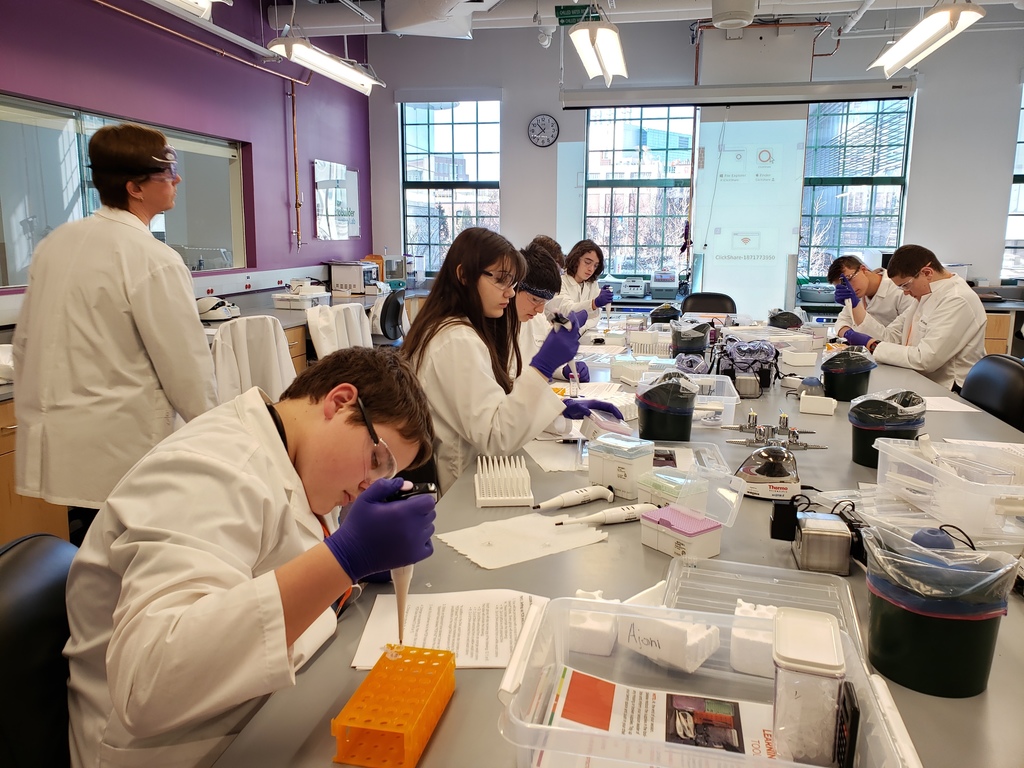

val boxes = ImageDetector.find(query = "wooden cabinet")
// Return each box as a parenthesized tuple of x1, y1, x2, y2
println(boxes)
(984, 313, 1011, 355)
(0, 399, 69, 546)
(284, 325, 307, 374)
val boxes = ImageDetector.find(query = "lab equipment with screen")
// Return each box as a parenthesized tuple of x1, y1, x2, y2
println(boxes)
(651, 270, 679, 300)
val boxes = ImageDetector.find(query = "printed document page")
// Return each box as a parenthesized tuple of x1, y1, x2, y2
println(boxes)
(532, 666, 777, 767)
(351, 589, 548, 669)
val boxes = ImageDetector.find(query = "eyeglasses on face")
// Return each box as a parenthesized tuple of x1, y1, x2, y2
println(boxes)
(482, 269, 518, 290)
(895, 271, 922, 292)
(356, 396, 397, 482)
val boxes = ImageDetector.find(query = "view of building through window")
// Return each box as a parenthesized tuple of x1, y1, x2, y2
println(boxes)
(401, 101, 500, 271)
(1003, 94, 1024, 280)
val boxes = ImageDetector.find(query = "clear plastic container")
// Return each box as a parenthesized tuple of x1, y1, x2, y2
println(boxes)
(875, 438, 1024, 535)
(498, 598, 918, 768)
(726, 325, 814, 353)
(639, 373, 740, 426)
(663, 558, 864, 655)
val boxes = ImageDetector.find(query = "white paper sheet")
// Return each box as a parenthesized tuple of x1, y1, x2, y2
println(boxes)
(523, 439, 584, 472)
(924, 397, 979, 412)
(350, 589, 549, 669)
(438, 512, 608, 569)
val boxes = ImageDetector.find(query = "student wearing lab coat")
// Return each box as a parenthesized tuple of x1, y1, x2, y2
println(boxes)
(13, 123, 217, 545)
(402, 228, 620, 494)
(548, 239, 615, 331)
(827, 255, 915, 336)
(840, 245, 986, 391)
(65, 347, 437, 768)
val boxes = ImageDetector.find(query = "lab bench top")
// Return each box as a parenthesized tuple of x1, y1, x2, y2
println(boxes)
(214, 362, 1024, 768)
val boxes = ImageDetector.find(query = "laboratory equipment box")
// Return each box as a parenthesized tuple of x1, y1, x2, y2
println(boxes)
(875, 438, 1024, 537)
(651, 270, 679, 300)
(727, 325, 814, 353)
(637, 373, 740, 427)
(271, 291, 330, 309)
(588, 434, 655, 500)
(326, 260, 379, 294)
(499, 598, 918, 768)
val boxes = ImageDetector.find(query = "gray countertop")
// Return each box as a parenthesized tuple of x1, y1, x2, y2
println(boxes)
(215, 362, 1024, 768)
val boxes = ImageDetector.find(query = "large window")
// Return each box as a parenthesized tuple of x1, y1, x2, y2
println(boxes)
(0, 94, 245, 285)
(799, 100, 911, 278)
(583, 106, 695, 274)
(401, 101, 500, 271)
(1002, 94, 1024, 280)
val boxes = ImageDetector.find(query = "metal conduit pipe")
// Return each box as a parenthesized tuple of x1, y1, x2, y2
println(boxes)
(837, 0, 877, 37)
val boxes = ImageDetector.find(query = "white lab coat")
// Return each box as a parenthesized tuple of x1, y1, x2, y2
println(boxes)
(13, 206, 217, 508)
(548, 274, 602, 331)
(857, 274, 986, 389)
(415, 322, 566, 494)
(210, 315, 296, 402)
(835, 270, 916, 332)
(66, 387, 338, 768)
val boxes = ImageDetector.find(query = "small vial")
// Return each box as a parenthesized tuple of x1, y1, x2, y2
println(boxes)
(568, 371, 580, 398)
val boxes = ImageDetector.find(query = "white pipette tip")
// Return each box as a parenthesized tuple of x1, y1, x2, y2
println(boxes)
(390, 564, 414, 648)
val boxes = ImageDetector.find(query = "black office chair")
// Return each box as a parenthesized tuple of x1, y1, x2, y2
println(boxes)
(370, 289, 406, 342)
(0, 533, 78, 768)
(680, 292, 737, 314)
(959, 354, 1024, 431)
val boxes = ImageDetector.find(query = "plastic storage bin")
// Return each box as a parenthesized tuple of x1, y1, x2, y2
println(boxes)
(499, 598, 918, 768)
(639, 373, 740, 427)
(875, 438, 1024, 536)
(727, 326, 814, 353)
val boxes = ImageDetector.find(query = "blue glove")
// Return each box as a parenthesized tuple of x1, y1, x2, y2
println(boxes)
(325, 477, 436, 583)
(532, 312, 583, 379)
(569, 309, 589, 328)
(560, 361, 591, 382)
(594, 286, 615, 308)
(842, 328, 872, 347)
(562, 398, 625, 420)
(833, 277, 859, 308)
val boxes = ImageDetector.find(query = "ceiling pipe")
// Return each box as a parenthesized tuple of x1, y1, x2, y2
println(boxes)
(837, 0, 877, 37)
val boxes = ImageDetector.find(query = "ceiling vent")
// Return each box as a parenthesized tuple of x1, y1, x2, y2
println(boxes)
(711, 0, 756, 29)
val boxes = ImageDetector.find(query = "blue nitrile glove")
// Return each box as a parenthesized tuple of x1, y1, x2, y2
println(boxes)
(562, 399, 625, 421)
(594, 286, 615, 308)
(833, 276, 859, 308)
(842, 328, 872, 347)
(532, 312, 583, 379)
(325, 477, 436, 583)
(560, 361, 591, 382)
(569, 309, 589, 328)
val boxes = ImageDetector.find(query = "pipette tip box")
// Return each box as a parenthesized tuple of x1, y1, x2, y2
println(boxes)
(331, 646, 455, 767)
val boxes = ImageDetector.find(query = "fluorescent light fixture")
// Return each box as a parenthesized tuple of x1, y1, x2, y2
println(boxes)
(868, 0, 985, 79)
(268, 36, 385, 96)
(162, 0, 232, 21)
(569, 20, 627, 87)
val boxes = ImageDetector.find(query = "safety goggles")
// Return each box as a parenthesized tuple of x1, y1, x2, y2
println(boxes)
(147, 145, 179, 181)
(894, 271, 922, 292)
(356, 396, 397, 482)
(481, 269, 519, 290)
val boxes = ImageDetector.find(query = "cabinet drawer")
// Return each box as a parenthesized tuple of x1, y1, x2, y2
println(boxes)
(985, 313, 1010, 340)
(0, 399, 17, 455)
(284, 326, 307, 373)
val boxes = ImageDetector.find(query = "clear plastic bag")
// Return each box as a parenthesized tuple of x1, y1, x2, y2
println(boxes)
(848, 388, 926, 428)
(821, 346, 877, 374)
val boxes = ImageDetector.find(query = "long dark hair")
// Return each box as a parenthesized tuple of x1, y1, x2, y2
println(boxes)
(565, 239, 605, 283)
(402, 228, 528, 393)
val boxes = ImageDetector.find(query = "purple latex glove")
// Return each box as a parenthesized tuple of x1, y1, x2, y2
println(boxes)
(594, 286, 615, 308)
(833, 276, 859, 308)
(325, 477, 436, 583)
(562, 399, 625, 420)
(560, 361, 591, 382)
(532, 312, 583, 379)
(842, 328, 873, 347)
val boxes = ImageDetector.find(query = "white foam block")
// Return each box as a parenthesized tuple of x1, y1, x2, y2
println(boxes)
(618, 615, 720, 673)
(730, 598, 777, 679)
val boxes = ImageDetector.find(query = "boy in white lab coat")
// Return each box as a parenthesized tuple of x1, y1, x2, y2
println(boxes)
(65, 347, 437, 768)
(840, 245, 987, 391)
(827, 255, 915, 336)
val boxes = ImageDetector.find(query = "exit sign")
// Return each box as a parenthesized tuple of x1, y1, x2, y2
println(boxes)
(554, 5, 601, 25)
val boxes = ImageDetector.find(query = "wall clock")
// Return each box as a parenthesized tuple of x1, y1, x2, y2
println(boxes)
(528, 114, 559, 148)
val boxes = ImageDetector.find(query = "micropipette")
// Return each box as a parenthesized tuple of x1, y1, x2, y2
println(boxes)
(533, 485, 614, 511)
(555, 503, 660, 526)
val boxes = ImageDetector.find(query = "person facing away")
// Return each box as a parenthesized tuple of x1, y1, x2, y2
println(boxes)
(13, 122, 217, 545)
(827, 254, 916, 337)
(548, 239, 615, 331)
(65, 347, 437, 768)
(839, 244, 986, 391)
(401, 227, 619, 494)
(529, 233, 565, 271)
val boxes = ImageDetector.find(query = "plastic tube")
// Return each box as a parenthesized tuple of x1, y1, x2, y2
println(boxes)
(390, 564, 414, 647)
(533, 485, 614, 511)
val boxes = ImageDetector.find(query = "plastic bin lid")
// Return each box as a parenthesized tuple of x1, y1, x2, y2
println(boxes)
(848, 389, 926, 428)
(636, 465, 744, 527)
(773, 607, 846, 676)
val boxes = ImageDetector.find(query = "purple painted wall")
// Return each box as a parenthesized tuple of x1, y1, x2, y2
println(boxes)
(2, 0, 373, 272)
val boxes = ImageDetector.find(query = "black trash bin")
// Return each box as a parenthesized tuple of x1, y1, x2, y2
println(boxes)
(848, 389, 926, 468)
(636, 372, 698, 442)
(820, 347, 877, 402)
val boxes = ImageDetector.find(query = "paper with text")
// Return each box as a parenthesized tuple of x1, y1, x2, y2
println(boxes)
(923, 397, 979, 412)
(351, 589, 549, 669)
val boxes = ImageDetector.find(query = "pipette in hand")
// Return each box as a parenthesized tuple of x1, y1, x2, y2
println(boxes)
(534, 485, 614, 511)
(555, 503, 660, 526)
